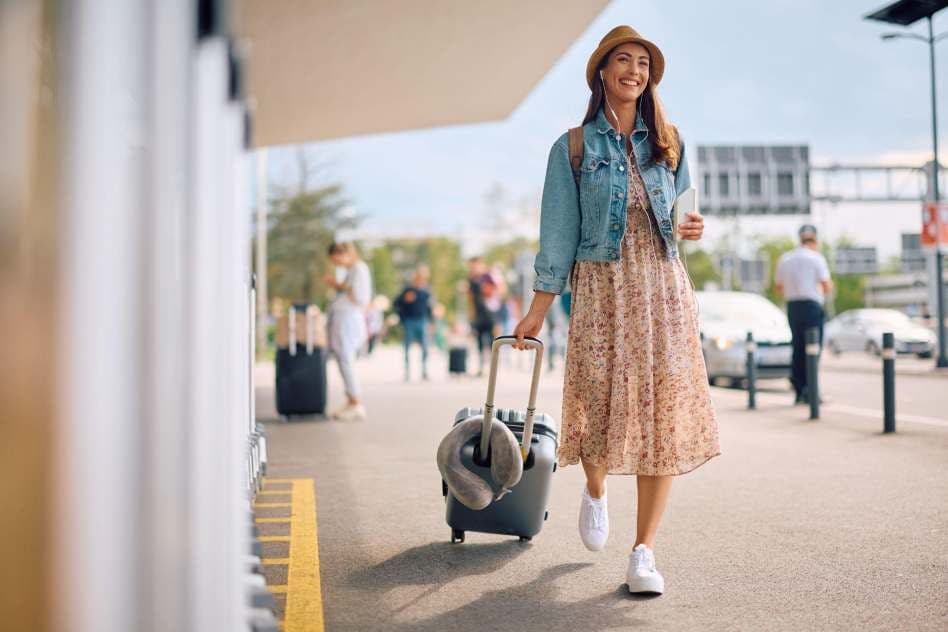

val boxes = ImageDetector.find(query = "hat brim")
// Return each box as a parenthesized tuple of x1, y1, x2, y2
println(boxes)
(586, 36, 665, 89)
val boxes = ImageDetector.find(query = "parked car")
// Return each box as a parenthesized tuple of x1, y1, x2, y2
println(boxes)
(825, 309, 935, 358)
(695, 291, 793, 386)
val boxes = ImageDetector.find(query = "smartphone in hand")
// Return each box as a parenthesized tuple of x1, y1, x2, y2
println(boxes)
(673, 187, 697, 239)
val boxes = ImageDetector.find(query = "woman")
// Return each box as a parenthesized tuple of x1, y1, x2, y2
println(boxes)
(513, 25, 720, 595)
(324, 242, 373, 421)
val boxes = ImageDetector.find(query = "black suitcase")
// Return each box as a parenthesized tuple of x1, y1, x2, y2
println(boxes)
(442, 336, 558, 543)
(275, 305, 327, 416)
(449, 347, 468, 374)
(275, 345, 327, 416)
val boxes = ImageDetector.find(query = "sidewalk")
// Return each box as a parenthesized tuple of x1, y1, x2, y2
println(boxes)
(821, 351, 948, 378)
(256, 345, 948, 631)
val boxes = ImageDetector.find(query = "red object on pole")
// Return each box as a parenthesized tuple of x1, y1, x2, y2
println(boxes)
(921, 201, 948, 252)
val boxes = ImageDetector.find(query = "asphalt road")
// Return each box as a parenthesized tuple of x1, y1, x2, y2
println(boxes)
(256, 345, 948, 632)
(719, 351, 948, 427)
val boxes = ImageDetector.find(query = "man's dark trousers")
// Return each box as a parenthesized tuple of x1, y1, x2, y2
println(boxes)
(787, 299, 824, 398)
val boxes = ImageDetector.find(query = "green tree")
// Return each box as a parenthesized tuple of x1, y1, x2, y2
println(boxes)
(265, 183, 358, 307)
(681, 245, 720, 290)
(365, 245, 398, 301)
(755, 236, 797, 305)
(484, 237, 539, 271)
(417, 238, 466, 317)
(362, 237, 467, 319)
(822, 237, 866, 316)
(832, 275, 865, 315)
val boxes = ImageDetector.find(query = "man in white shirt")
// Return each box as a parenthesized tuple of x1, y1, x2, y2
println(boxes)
(775, 225, 833, 404)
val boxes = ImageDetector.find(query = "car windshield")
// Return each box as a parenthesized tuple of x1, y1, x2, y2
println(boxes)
(696, 293, 787, 328)
(858, 310, 911, 327)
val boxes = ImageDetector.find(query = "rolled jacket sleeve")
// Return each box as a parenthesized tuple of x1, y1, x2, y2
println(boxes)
(674, 136, 691, 198)
(533, 136, 581, 295)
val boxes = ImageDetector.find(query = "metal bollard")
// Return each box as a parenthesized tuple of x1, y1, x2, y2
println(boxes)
(745, 331, 757, 410)
(883, 332, 896, 433)
(806, 327, 820, 420)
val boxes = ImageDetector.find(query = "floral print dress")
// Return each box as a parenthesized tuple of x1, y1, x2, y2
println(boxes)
(558, 162, 720, 476)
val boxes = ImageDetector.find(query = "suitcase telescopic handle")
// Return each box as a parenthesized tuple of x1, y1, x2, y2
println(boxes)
(480, 336, 544, 461)
(288, 306, 297, 356)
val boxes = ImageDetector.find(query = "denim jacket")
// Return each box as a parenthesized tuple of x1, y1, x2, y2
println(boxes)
(533, 108, 691, 295)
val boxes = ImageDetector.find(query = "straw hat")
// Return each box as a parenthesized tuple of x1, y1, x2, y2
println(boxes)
(586, 25, 665, 88)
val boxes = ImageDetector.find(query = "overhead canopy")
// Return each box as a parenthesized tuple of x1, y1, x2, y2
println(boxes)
(864, 0, 948, 25)
(235, 1, 608, 147)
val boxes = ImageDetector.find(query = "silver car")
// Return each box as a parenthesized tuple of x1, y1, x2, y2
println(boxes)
(825, 309, 935, 358)
(695, 291, 793, 386)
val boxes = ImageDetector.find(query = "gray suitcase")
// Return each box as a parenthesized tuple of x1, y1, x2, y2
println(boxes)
(442, 336, 558, 543)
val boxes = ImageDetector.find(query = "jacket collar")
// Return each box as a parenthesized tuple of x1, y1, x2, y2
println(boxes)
(595, 107, 648, 137)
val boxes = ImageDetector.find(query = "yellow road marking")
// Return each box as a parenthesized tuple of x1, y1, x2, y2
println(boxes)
(256, 490, 291, 496)
(259, 536, 291, 542)
(268, 585, 288, 594)
(255, 517, 291, 523)
(284, 479, 324, 632)
(262, 558, 291, 565)
(254, 502, 292, 508)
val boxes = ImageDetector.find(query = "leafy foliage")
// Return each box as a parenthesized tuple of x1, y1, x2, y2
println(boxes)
(265, 184, 357, 307)
(364, 237, 467, 318)
(681, 245, 721, 290)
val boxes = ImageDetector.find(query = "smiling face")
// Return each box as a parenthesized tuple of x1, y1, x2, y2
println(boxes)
(600, 42, 650, 104)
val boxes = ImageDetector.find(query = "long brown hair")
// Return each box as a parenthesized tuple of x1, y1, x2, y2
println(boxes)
(582, 52, 680, 170)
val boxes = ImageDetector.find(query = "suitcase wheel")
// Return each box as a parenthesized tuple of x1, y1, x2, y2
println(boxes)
(518, 536, 532, 543)
(451, 529, 465, 544)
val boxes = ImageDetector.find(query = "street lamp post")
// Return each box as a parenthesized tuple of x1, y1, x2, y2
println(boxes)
(867, 0, 948, 367)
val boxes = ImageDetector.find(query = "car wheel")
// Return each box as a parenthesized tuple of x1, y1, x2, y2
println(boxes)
(828, 340, 841, 356)
(917, 351, 933, 359)
(866, 341, 881, 356)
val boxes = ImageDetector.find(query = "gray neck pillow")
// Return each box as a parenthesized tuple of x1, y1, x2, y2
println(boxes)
(437, 415, 523, 510)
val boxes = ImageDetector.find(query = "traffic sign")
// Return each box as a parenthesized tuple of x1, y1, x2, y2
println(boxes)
(921, 201, 948, 252)
(835, 247, 878, 275)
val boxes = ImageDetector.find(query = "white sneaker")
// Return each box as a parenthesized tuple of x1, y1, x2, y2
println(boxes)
(335, 404, 366, 421)
(627, 543, 665, 594)
(328, 403, 350, 418)
(578, 487, 609, 551)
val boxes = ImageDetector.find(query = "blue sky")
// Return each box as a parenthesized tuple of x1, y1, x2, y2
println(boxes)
(263, 0, 947, 259)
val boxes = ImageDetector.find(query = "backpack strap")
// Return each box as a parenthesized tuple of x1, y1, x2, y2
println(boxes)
(567, 126, 584, 187)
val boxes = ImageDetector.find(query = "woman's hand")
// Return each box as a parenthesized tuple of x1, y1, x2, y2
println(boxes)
(512, 310, 545, 350)
(678, 212, 704, 241)
(323, 273, 340, 289)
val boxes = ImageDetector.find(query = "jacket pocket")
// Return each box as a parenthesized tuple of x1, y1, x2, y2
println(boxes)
(647, 164, 674, 224)
(578, 155, 610, 244)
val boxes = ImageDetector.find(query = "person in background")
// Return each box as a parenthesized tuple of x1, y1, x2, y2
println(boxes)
(467, 256, 498, 376)
(775, 224, 833, 405)
(394, 264, 433, 381)
(324, 241, 373, 420)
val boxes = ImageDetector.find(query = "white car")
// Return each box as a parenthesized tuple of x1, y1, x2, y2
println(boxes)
(695, 291, 793, 386)
(825, 309, 935, 358)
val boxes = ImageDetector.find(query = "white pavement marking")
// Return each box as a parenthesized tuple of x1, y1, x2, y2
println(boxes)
(821, 404, 948, 429)
(710, 387, 948, 429)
